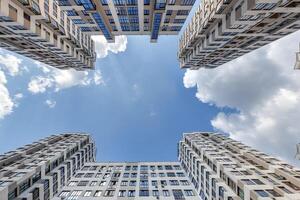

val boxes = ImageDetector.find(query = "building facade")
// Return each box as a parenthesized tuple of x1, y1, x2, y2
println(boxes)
(52, 162, 199, 200)
(0, 133, 95, 200)
(178, 0, 300, 69)
(51, 0, 195, 43)
(0, 0, 96, 70)
(179, 132, 300, 200)
(2, 132, 300, 200)
(0, 0, 195, 70)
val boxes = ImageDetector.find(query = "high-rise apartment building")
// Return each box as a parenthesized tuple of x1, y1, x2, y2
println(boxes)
(178, 0, 300, 69)
(0, 134, 199, 200)
(179, 132, 300, 200)
(0, 133, 95, 200)
(52, 162, 199, 200)
(0, 0, 195, 70)
(2, 132, 300, 200)
(0, 0, 96, 70)
(54, 0, 196, 43)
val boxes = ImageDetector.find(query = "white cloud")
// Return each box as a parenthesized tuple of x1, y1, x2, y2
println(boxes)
(92, 35, 127, 58)
(45, 99, 56, 108)
(13, 93, 23, 107)
(14, 93, 23, 100)
(183, 30, 300, 165)
(28, 63, 104, 94)
(94, 70, 104, 85)
(0, 71, 15, 119)
(28, 76, 53, 94)
(0, 53, 22, 76)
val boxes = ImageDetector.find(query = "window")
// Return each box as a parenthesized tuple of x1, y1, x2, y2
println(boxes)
(140, 165, 148, 171)
(132, 166, 138, 171)
(121, 181, 128, 186)
(174, 165, 181, 170)
(173, 190, 184, 199)
(59, 191, 70, 197)
(0, 181, 12, 187)
(283, 181, 300, 191)
(167, 172, 175, 177)
(151, 173, 157, 177)
(118, 190, 126, 197)
(140, 173, 148, 179)
(129, 181, 136, 186)
(90, 181, 97, 186)
(180, 180, 190, 185)
(238, 187, 244, 199)
(163, 190, 170, 196)
(68, 181, 77, 186)
(152, 181, 158, 186)
(69, 190, 82, 199)
(255, 190, 269, 197)
(128, 190, 135, 197)
(159, 173, 165, 177)
(109, 181, 117, 186)
(84, 173, 94, 178)
(100, 181, 106, 186)
(112, 173, 121, 177)
(139, 190, 149, 196)
(266, 189, 281, 197)
(184, 190, 195, 196)
(170, 180, 179, 185)
(104, 190, 115, 197)
(94, 190, 102, 197)
(78, 181, 88, 186)
(75, 173, 83, 178)
(177, 172, 185, 177)
(158, 166, 163, 170)
(84, 191, 92, 197)
(123, 173, 129, 178)
(19, 180, 31, 193)
(153, 190, 159, 196)
(252, 179, 264, 185)
(165, 165, 173, 170)
(131, 173, 137, 178)
(103, 173, 110, 178)
(95, 173, 102, 178)
(161, 180, 167, 186)
(140, 180, 148, 187)
(241, 179, 255, 185)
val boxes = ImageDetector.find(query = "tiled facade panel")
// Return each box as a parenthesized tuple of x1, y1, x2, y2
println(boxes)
(179, 132, 300, 200)
(0, 0, 96, 70)
(0, 133, 95, 200)
(0, 0, 195, 71)
(178, 0, 300, 69)
(52, 162, 199, 200)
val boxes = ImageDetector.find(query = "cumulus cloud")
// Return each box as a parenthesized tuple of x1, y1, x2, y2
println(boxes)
(0, 71, 15, 119)
(183, 30, 300, 164)
(28, 63, 104, 94)
(28, 76, 53, 94)
(0, 53, 23, 76)
(92, 35, 127, 58)
(45, 100, 56, 108)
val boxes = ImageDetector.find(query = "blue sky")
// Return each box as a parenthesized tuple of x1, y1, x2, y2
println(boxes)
(0, 8, 300, 166)
(0, 35, 222, 162)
